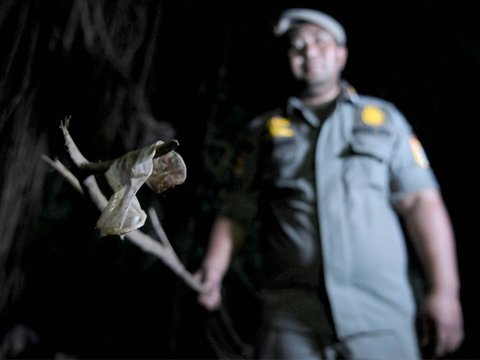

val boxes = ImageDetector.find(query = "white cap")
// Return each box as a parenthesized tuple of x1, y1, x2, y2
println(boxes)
(274, 8, 347, 45)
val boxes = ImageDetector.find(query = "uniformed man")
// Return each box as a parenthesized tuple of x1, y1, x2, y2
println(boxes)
(197, 8, 464, 360)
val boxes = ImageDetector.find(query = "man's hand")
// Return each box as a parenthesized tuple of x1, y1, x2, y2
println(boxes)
(195, 266, 224, 311)
(397, 189, 464, 357)
(195, 217, 238, 311)
(419, 290, 464, 358)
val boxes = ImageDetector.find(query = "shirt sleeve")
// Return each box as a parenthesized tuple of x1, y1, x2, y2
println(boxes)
(218, 119, 264, 227)
(388, 107, 439, 204)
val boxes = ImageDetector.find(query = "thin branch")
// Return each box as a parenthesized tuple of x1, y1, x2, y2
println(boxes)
(44, 120, 206, 294)
(60, 117, 89, 166)
(126, 229, 205, 294)
(148, 207, 178, 257)
(78, 139, 179, 174)
(41, 155, 83, 194)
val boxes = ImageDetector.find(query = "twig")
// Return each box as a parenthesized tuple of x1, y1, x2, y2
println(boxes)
(41, 155, 83, 194)
(44, 119, 206, 294)
(126, 229, 205, 293)
(148, 207, 179, 259)
(79, 139, 179, 174)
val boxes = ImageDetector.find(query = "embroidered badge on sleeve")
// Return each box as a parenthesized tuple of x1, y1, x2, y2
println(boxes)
(409, 135, 430, 169)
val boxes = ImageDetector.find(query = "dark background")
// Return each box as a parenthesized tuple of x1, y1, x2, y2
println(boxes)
(1, 1, 478, 358)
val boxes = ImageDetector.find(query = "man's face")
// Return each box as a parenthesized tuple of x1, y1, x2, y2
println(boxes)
(287, 23, 347, 90)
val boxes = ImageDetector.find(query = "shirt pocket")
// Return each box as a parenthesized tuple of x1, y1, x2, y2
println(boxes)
(263, 136, 307, 183)
(343, 135, 393, 194)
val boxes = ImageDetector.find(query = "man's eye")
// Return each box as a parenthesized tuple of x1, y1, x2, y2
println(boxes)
(291, 40, 304, 51)
(313, 35, 331, 46)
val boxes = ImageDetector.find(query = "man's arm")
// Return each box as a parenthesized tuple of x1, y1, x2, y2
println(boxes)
(396, 188, 464, 357)
(196, 216, 242, 311)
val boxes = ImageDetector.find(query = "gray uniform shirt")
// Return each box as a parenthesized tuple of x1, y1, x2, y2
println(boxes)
(223, 84, 438, 352)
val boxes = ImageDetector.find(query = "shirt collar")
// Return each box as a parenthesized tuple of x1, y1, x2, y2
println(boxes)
(285, 81, 357, 126)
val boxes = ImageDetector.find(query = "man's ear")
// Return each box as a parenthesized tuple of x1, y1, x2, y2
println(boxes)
(337, 46, 348, 71)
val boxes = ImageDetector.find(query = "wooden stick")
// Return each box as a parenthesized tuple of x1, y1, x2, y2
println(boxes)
(43, 119, 206, 294)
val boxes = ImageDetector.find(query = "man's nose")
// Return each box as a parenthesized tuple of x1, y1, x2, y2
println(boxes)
(304, 43, 320, 58)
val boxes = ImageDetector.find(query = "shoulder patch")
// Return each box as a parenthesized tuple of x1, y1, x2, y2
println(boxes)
(346, 85, 357, 96)
(361, 105, 385, 127)
(409, 135, 430, 168)
(267, 116, 295, 138)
